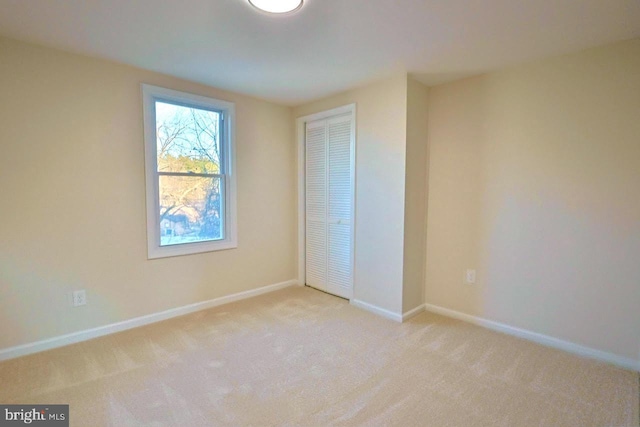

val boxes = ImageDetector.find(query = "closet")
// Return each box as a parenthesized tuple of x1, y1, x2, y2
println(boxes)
(305, 112, 355, 299)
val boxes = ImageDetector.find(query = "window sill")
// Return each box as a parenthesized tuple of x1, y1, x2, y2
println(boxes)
(147, 239, 237, 259)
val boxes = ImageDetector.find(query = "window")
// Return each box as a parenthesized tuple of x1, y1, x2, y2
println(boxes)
(142, 84, 237, 258)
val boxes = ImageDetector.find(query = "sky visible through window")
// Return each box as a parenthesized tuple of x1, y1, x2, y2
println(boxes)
(155, 101, 223, 246)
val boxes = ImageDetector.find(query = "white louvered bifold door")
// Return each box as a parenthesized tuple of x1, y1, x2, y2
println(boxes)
(326, 115, 353, 298)
(305, 113, 354, 299)
(305, 120, 327, 290)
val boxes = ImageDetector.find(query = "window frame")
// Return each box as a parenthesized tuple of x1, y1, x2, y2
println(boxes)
(142, 84, 237, 259)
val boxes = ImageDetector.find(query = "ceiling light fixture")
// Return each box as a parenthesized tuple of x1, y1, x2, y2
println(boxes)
(249, 0, 303, 14)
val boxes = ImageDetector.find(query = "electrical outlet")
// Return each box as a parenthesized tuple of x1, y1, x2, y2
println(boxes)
(465, 269, 476, 285)
(72, 290, 87, 307)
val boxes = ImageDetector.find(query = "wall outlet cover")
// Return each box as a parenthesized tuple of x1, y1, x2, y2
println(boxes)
(72, 290, 87, 307)
(465, 269, 476, 284)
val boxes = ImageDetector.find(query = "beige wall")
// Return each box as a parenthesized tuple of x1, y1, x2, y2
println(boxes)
(402, 78, 429, 312)
(425, 39, 640, 360)
(3, 33, 637, 363)
(294, 74, 408, 314)
(0, 37, 297, 350)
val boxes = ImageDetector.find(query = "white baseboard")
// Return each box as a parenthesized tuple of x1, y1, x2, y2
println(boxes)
(424, 303, 639, 372)
(350, 301, 427, 323)
(0, 279, 298, 362)
(402, 304, 426, 322)
(350, 299, 403, 322)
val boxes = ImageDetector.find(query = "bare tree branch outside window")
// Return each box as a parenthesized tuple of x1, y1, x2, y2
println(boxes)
(155, 102, 223, 246)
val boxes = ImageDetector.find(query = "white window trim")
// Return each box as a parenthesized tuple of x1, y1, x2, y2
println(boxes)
(142, 84, 237, 259)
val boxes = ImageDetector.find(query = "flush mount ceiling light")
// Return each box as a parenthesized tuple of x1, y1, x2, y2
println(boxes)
(249, 0, 303, 14)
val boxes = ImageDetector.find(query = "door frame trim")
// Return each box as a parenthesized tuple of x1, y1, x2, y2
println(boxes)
(296, 104, 357, 299)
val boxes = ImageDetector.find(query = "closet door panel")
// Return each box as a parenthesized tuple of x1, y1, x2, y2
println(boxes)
(327, 115, 353, 298)
(328, 117, 352, 223)
(305, 122, 327, 288)
(328, 222, 352, 295)
(305, 112, 354, 299)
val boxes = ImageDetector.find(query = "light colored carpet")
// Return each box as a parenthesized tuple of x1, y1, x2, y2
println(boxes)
(0, 286, 637, 426)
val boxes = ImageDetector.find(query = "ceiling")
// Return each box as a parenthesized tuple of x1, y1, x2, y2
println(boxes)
(1, 0, 639, 106)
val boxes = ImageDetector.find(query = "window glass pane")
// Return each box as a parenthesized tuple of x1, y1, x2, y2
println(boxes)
(155, 101, 221, 174)
(159, 175, 223, 246)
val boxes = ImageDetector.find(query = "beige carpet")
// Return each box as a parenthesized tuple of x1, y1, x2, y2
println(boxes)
(0, 286, 637, 427)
